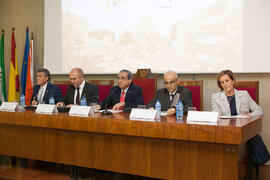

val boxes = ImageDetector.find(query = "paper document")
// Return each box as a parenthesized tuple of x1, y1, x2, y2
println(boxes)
(161, 111, 168, 116)
(187, 121, 218, 126)
(129, 118, 155, 122)
(99, 109, 123, 113)
(220, 115, 249, 119)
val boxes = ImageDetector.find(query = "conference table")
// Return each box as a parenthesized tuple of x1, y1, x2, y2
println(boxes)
(0, 109, 262, 180)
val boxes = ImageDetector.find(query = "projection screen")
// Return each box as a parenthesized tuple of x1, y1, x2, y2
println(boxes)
(44, 0, 270, 74)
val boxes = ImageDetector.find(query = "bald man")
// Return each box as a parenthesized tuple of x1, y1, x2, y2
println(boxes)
(146, 71, 193, 115)
(57, 68, 99, 107)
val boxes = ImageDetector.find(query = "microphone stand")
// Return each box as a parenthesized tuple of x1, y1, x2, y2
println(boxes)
(101, 99, 112, 115)
(101, 88, 118, 115)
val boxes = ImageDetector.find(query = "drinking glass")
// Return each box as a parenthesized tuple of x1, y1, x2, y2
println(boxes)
(39, 101, 45, 104)
(90, 103, 98, 113)
(188, 107, 196, 111)
(137, 105, 146, 109)
(239, 103, 249, 115)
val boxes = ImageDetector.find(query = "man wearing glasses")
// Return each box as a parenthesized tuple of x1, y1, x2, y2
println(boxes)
(146, 71, 193, 115)
(97, 69, 144, 110)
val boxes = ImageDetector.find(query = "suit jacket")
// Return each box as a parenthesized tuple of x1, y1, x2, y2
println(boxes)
(100, 83, 144, 109)
(211, 89, 263, 117)
(31, 83, 63, 104)
(64, 81, 99, 106)
(146, 86, 193, 114)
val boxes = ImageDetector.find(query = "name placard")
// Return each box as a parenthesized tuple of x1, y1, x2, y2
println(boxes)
(187, 111, 219, 125)
(129, 108, 156, 121)
(69, 105, 91, 116)
(0, 102, 18, 111)
(36, 104, 58, 114)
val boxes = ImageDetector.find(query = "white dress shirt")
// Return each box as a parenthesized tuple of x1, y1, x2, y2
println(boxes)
(73, 80, 86, 104)
(121, 86, 129, 98)
(37, 83, 48, 102)
(169, 88, 178, 101)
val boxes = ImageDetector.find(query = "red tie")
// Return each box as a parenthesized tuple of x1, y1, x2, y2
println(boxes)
(119, 91, 125, 110)
(120, 91, 125, 102)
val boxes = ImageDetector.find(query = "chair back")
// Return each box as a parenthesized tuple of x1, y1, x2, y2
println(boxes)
(54, 80, 70, 97)
(235, 81, 259, 104)
(54, 80, 114, 102)
(88, 80, 114, 102)
(178, 80, 203, 111)
(133, 69, 157, 105)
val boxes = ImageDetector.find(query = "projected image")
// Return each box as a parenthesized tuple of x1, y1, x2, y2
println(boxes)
(62, 0, 243, 73)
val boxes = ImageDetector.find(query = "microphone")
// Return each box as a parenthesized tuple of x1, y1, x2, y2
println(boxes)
(101, 87, 118, 115)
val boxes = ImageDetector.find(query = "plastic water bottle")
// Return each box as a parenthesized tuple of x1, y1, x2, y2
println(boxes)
(155, 99, 161, 119)
(80, 95, 87, 106)
(49, 95, 55, 105)
(20, 94, 25, 107)
(176, 99, 184, 120)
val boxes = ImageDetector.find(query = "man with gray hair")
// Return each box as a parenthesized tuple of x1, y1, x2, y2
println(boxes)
(97, 69, 144, 110)
(31, 68, 63, 105)
(146, 70, 193, 115)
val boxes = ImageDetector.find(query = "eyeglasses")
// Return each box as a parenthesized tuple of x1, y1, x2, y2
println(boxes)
(164, 80, 176, 85)
(118, 76, 128, 80)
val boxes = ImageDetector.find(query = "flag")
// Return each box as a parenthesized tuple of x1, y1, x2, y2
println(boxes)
(8, 30, 19, 102)
(20, 28, 29, 96)
(25, 36, 34, 105)
(0, 31, 7, 105)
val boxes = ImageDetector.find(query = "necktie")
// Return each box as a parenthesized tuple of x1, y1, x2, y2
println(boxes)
(76, 87, 80, 105)
(120, 91, 125, 102)
(38, 87, 44, 102)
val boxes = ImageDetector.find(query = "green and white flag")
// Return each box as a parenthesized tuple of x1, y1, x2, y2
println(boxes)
(0, 31, 7, 105)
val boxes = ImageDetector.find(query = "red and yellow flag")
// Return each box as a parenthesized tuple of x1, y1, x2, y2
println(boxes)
(8, 30, 19, 102)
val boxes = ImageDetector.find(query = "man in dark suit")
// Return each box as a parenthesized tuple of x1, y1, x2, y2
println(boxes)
(97, 69, 144, 110)
(57, 68, 99, 107)
(31, 69, 63, 105)
(146, 71, 193, 115)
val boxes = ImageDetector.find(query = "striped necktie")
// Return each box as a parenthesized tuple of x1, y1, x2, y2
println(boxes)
(38, 87, 44, 102)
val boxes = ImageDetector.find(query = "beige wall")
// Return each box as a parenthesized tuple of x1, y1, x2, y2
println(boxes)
(0, 0, 44, 83)
(1, 0, 270, 163)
